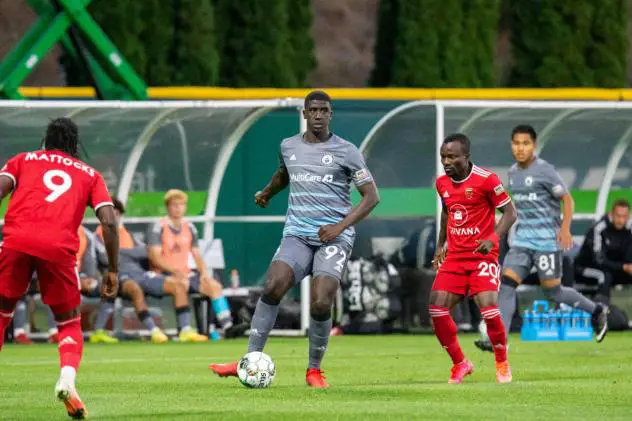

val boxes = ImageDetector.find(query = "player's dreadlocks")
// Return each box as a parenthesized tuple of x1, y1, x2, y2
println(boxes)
(42, 117, 79, 158)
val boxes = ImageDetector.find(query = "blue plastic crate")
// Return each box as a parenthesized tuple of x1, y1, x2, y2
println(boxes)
(520, 300, 593, 342)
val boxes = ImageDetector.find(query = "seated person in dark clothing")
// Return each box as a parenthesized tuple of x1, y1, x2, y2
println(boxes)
(574, 199, 632, 304)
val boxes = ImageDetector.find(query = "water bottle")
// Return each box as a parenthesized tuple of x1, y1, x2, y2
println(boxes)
(583, 312, 592, 329)
(523, 310, 533, 329)
(230, 269, 240, 289)
(209, 323, 221, 341)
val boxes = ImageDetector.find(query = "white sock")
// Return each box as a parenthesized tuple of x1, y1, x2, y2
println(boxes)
(14, 328, 25, 336)
(60, 366, 77, 387)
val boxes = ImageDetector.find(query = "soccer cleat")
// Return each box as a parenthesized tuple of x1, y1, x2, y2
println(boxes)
(48, 332, 60, 344)
(474, 339, 493, 353)
(179, 327, 208, 343)
(592, 304, 609, 343)
(448, 360, 474, 384)
(89, 329, 119, 344)
(306, 368, 329, 388)
(14, 332, 33, 345)
(151, 328, 169, 344)
(223, 322, 249, 339)
(209, 361, 239, 377)
(495, 360, 512, 384)
(55, 378, 88, 419)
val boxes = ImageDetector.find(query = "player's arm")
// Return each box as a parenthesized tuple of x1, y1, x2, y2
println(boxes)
(97, 205, 119, 298)
(591, 221, 627, 273)
(256, 151, 289, 208)
(557, 193, 574, 250)
(326, 181, 379, 235)
(189, 225, 213, 281)
(0, 175, 13, 204)
(432, 203, 449, 270)
(475, 175, 517, 255)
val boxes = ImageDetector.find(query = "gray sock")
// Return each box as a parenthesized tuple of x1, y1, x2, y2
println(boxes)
(138, 310, 157, 331)
(308, 316, 332, 369)
(544, 285, 597, 314)
(13, 300, 27, 330)
(94, 301, 115, 330)
(46, 306, 57, 332)
(498, 283, 517, 336)
(247, 299, 279, 353)
(175, 306, 192, 331)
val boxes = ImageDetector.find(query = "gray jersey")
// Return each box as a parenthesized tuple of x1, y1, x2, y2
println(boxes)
(95, 227, 147, 278)
(508, 158, 568, 252)
(280, 133, 374, 247)
(79, 227, 99, 279)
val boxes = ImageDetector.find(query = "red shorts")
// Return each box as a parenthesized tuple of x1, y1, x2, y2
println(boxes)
(0, 246, 81, 313)
(432, 256, 501, 296)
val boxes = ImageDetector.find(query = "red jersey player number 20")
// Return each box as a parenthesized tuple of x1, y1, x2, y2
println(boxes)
(433, 165, 511, 296)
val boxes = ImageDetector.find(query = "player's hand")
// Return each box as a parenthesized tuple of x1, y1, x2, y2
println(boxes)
(432, 248, 447, 270)
(474, 239, 494, 255)
(100, 271, 119, 300)
(255, 190, 270, 208)
(624, 263, 632, 275)
(557, 229, 574, 251)
(319, 223, 343, 242)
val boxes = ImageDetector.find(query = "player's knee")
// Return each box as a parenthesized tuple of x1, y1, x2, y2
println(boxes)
(542, 284, 562, 300)
(501, 275, 520, 289)
(262, 278, 292, 304)
(310, 296, 333, 317)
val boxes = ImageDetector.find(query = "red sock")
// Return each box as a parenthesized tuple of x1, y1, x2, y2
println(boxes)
(429, 305, 465, 364)
(481, 306, 507, 363)
(56, 317, 84, 370)
(0, 310, 14, 351)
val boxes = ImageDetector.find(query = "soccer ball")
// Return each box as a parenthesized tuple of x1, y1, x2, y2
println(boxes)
(237, 352, 276, 389)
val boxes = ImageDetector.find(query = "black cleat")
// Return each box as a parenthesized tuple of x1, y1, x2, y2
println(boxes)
(592, 304, 609, 343)
(474, 339, 494, 353)
(224, 322, 249, 339)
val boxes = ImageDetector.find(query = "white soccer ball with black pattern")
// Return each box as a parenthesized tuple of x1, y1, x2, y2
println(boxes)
(237, 352, 276, 389)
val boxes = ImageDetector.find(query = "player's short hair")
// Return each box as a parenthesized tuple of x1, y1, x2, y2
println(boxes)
(612, 198, 630, 210)
(443, 133, 470, 155)
(511, 124, 537, 142)
(164, 189, 188, 206)
(112, 197, 125, 214)
(304, 90, 331, 108)
(43, 117, 79, 157)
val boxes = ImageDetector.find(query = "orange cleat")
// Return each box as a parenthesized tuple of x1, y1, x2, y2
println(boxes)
(496, 360, 512, 384)
(306, 368, 330, 388)
(448, 359, 474, 384)
(48, 332, 60, 344)
(15, 332, 33, 345)
(55, 380, 88, 419)
(209, 361, 238, 377)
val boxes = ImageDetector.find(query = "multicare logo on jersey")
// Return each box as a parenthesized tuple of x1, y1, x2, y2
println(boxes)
(290, 172, 333, 183)
(514, 192, 538, 201)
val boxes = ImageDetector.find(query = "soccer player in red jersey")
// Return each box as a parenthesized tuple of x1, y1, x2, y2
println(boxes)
(431, 133, 517, 384)
(0, 118, 120, 419)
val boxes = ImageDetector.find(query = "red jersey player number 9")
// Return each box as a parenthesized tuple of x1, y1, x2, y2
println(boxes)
(43, 170, 73, 202)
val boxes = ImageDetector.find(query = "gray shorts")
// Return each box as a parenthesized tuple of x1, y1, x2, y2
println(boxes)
(122, 271, 167, 298)
(272, 235, 353, 283)
(503, 247, 562, 281)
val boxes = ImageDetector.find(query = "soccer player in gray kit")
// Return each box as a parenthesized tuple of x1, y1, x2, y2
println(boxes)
(210, 90, 380, 388)
(476, 125, 609, 352)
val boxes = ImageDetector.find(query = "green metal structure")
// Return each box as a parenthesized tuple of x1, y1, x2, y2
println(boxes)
(0, 0, 147, 100)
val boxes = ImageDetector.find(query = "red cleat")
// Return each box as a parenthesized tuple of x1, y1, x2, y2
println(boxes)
(306, 368, 330, 388)
(15, 332, 33, 345)
(448, 359, 474, 384)
(48, 332, 60, 344)
(209, 361, 238, 377)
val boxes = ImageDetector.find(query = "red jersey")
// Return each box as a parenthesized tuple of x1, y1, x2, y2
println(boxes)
(435, 164, 511, 260)
(0, 150, 112, 266)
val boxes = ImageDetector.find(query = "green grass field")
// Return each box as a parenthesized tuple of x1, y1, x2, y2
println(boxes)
(1, 333, 631, 420)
